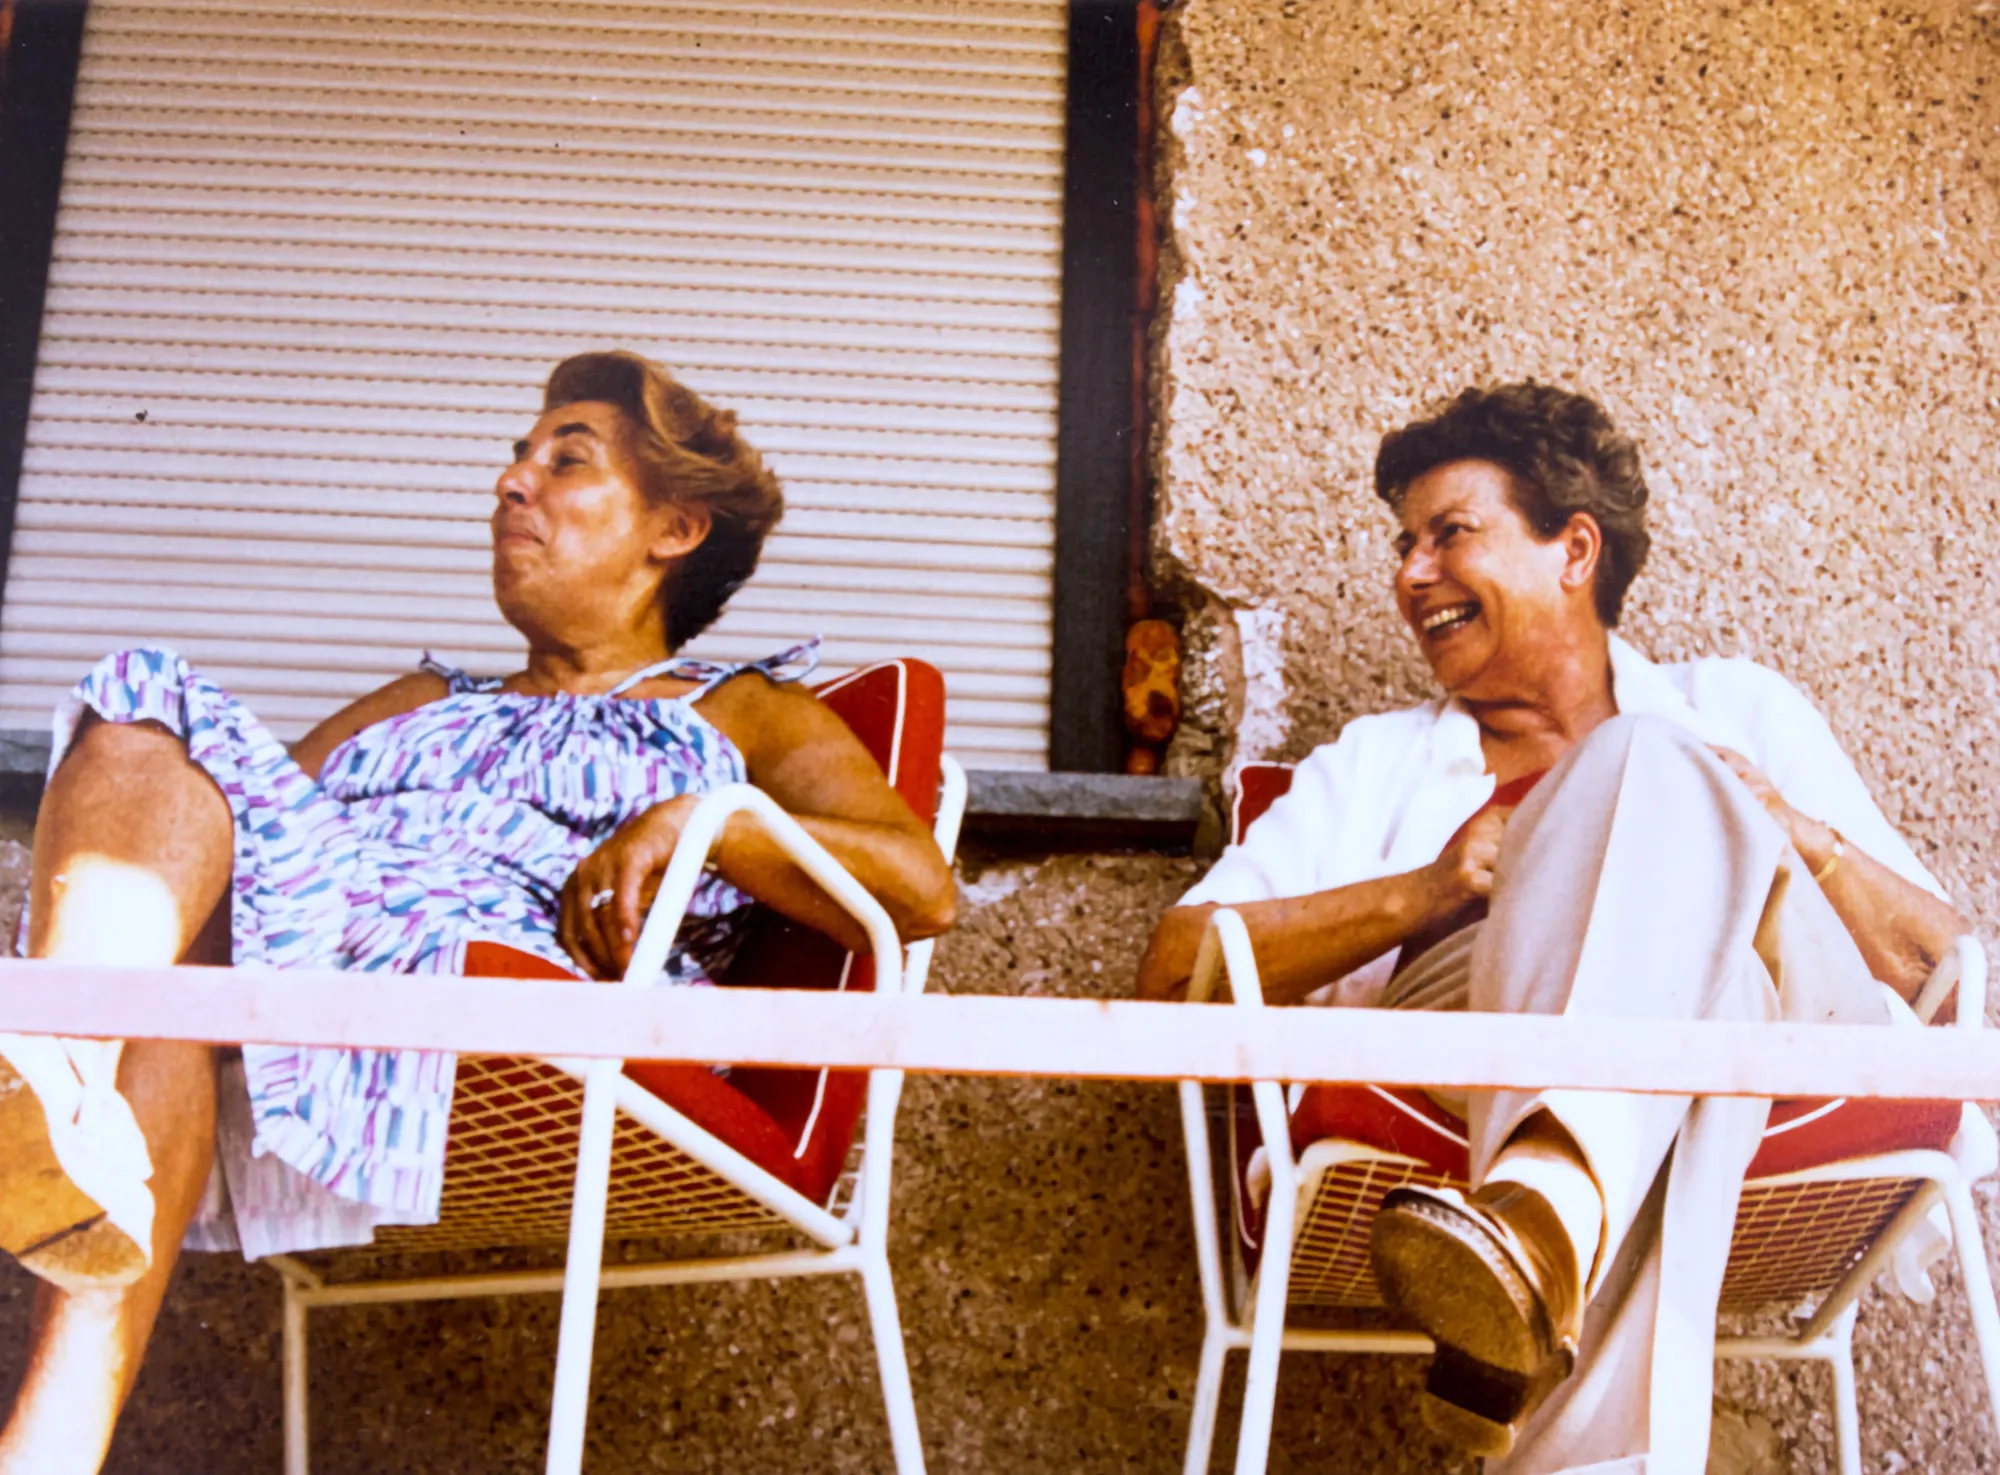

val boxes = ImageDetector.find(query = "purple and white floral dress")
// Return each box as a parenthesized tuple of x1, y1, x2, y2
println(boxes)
(48, 639, 816, 1258)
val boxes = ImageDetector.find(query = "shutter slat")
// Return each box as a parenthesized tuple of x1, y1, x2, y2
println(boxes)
(33, 369, 1057, 432)
(7, 566, 1052, 629)
(10, 531, 1051, 599)
(17, 467, 1056, 522)
(37, 323, 1059, 387)
(42, 291, 1057, 361)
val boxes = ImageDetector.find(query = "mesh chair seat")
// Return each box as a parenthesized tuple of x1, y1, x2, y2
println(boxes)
(371, 658, 948, 1258)
(1226, 755, 1970, 1320)
(375, 1052, 791, 1255)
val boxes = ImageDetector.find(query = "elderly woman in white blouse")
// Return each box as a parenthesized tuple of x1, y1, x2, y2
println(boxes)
(1138, 383, 1968, 1474)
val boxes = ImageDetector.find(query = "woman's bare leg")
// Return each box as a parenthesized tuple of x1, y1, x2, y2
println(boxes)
(0, 717, 233, 1473)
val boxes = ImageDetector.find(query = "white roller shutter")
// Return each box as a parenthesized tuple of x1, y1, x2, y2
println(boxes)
(1, 0, 1065, 769)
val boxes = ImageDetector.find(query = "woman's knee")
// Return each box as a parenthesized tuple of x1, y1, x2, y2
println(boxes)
(59, 714, 188, 774)
(1587, 711, 1693, 749)
(1571, 712, 1714, 772)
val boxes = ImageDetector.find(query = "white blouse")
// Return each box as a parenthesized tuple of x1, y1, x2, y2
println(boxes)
(1179, 635, 1948, 1008)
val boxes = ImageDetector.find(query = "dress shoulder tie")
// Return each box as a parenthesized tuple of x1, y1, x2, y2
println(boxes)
(417, 654, 504, 695)
(606, 637, 822, 701)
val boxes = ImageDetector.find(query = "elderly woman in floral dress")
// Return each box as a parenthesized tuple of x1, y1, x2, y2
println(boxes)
(0, 351, 957, 1475)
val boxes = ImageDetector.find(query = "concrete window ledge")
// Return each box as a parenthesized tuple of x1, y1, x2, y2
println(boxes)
(0, 734, 49, 778)
(962, 770, 1206, 851)
(0, 732, 1207, 850)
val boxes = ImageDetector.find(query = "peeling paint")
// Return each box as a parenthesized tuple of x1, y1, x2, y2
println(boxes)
(1226, 604, 1290, 785)
(955, 863, 1039, 910)
(1169, 84, 1204, 141)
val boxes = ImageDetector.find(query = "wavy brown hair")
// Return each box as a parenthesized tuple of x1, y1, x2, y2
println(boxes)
(543, 350, 784, 649)
(1374, 383, 1651, 626)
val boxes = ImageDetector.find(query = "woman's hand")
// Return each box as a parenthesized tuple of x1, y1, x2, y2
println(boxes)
(1420, 805, 1512, 918)
(1710, 746, 1837, 868)
(558, 794, 702, 980)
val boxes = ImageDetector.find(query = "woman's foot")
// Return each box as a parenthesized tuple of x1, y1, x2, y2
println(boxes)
(0, 1036, 153, 1290)
(1370, 1182, 1583, 1457)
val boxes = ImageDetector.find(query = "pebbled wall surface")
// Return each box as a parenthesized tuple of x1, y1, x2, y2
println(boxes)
(1152, 0, 1999, 1469)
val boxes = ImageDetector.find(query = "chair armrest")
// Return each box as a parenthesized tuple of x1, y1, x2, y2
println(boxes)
(1913, 934, 1987, 1031)
(1186, 908, 1266, 1008)
(1184, 909, 1295, 1176)
(622, 783, 905, 997)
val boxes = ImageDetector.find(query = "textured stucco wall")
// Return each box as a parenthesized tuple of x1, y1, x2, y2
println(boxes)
(1152, 0, 2000, 1469)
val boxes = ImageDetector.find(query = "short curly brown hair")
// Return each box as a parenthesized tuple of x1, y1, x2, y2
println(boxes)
(1374, 383, 1651, 626)
(543, 350, 784, 649)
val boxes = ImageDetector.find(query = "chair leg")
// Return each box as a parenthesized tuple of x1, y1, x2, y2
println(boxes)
(859, 1252, 927, 1475)
(1232, 1258, 1293, 1475)
(1184, 1324, 1232, 1475)
(283, 1276, 310, 1475)
(1825, 1303, 1862, 1475)
(1944, 1177, 2000, 1437)
(545, 1061, 621, 1475)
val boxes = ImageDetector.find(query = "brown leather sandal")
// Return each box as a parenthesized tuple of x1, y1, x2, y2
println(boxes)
(1369, 1184, 1582, 1457)
(0, 1049, 151, 1290)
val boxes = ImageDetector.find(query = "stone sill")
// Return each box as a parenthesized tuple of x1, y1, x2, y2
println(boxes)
(0, 733, 1207, 850)
(962, 770, 1205, 851)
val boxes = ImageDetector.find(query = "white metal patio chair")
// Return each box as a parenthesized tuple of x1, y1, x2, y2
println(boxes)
(266, 659, 966, 1475)
(1177, 761, 2000, 1475)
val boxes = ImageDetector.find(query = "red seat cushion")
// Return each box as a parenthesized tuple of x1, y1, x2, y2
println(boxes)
(1746, 1095, 1963, 1179)
(1274, 1083, 1961, 1180)
(713, 659, 946, 1204)
(1232, 1080, 1964, 1262)
(462, 941, 829, 1199)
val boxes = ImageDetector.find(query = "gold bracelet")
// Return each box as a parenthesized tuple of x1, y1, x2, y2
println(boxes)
(1812, 828, 1845, 885)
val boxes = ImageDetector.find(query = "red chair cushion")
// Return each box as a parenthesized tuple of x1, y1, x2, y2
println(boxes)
(1746, 1095, 1963, 1179)
(462, 941, 824, 1198)
(714, 659, 947, 1203)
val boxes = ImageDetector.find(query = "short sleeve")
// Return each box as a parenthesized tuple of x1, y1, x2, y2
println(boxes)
(1179, 739, 1355, 908)
(1719, 662, 1951, 903)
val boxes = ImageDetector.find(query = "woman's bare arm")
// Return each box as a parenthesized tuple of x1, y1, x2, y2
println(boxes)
(287, 672, 448, 781)
(1712, 747, 1970, 1012)
(559, 674, 956, 975)
(1808, 831, 1970, 1010)
(1135, 807, 1507, 1004)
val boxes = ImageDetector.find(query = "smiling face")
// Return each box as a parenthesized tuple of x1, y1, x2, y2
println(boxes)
(491, 400, 709, 652)
(1392, 459, 1604, 700)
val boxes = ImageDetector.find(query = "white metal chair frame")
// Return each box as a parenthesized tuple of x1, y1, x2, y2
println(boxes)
(269, 759, 967, 1475)
(1178, 908, 2000, 1475)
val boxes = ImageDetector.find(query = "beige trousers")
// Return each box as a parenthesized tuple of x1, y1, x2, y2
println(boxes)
(1382, 715, 1887, 1475)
